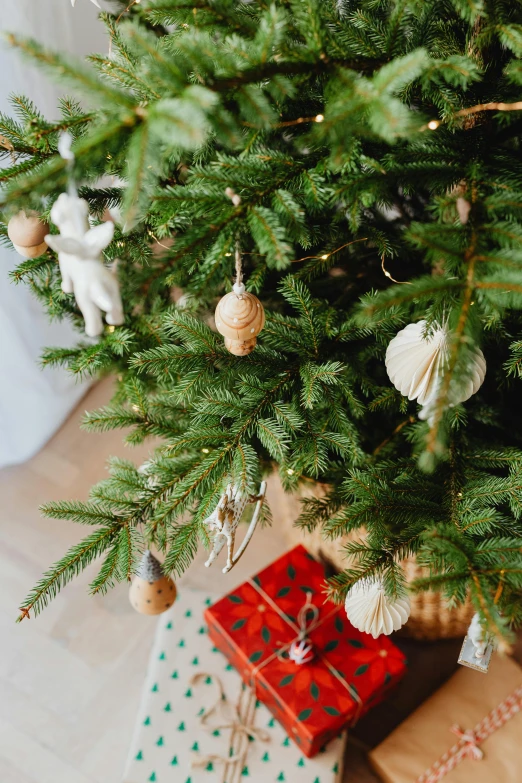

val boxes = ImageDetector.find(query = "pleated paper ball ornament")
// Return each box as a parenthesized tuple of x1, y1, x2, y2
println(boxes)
(7, 210, 49, 258)
(215, 282, 265, 356)
(344, 578, 411, 638)
(129, 550, 177, 615)
(385, 320, 486, 414)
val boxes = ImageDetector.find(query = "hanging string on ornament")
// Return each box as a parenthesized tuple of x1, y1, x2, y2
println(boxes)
(458, 572, 503, 673)
(203, 481, 267, 573)
(107, 1, 143, 57)
(214, 188, 265, 356)
(458, 612, 495, 674)
(344, 577, 411, 638)
(129, 550, 177, 615)
(288, 591, 318, 665)
(45, 132, 124, 337)
(385, 320, 486, 421)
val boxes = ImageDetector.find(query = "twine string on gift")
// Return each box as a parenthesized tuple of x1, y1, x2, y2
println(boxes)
(190, 672, 269, 782)
(195, 587, 364, 783)
(288, 591, 319, 665)
(194, 591, 342, 782)
(247, 579, 364, 724)
(416, 685, 522, 783)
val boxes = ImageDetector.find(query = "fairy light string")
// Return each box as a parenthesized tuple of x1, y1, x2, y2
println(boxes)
(291, 237, 368, 265)
(381, 253, 412, 285)
(423, 100, 522, 133)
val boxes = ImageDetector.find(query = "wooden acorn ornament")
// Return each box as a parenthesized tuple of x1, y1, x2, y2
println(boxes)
(7, 210, 49, 258)
(129, 550, 177, 616)
(216, 187, 265, 355)
(215, 282, 265, 356)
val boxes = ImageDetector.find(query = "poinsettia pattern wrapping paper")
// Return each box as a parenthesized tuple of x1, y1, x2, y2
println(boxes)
(123, 589, 346, 783)
(206, 546, 407, 757)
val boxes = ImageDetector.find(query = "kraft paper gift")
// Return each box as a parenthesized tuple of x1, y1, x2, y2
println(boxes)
(369, 653, 522, 783)
(123, 588, 347, 783)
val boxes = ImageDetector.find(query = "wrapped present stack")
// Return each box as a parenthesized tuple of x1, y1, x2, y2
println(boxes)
(123, 545, 408, 782)
(369, 653, 522, 783)
(123, 589, 347, 783)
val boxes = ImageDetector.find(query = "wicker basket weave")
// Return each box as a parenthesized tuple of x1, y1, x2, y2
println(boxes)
(266, 473, 473, 641)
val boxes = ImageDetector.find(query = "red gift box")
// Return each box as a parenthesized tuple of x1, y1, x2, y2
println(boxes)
(205, 545, 407, 758)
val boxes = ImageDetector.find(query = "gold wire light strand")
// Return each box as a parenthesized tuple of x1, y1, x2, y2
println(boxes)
(381, 253, 411, 285)
(276, 114, 325, 128)
(291, 237, 368, 264)
(422, 100, 522, 133)
(242, 114, 325, 130)
(148, 230, 173, 251)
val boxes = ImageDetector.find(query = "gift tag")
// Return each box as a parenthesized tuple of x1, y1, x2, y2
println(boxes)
(458, 634, 494, 673)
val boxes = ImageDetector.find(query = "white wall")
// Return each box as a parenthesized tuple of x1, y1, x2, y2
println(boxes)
(0, 0, 109, 467)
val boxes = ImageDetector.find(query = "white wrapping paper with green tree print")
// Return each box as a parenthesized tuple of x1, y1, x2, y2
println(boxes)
(123, 589, 346, 783)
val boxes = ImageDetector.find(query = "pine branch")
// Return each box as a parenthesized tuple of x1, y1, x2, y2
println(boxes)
(18, 527, 118, 620)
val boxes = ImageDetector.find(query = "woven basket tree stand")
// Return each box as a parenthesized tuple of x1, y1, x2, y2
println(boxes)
(266, 474, 473, 641)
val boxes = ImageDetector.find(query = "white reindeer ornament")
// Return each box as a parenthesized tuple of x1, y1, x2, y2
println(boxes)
(204, 482, 266, 573)
(46, 193, 124, 337)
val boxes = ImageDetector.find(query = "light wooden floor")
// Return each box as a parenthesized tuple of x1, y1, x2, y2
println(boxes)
(6, 377, 495, 783)
(0, 377, 303, 783)
(12, 380, 522, 783)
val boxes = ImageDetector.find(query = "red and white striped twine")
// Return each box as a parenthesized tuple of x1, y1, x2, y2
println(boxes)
(416, 685, 522, 783)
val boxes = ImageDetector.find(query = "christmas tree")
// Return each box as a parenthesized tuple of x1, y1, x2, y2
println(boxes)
(3, 0, 522, 647)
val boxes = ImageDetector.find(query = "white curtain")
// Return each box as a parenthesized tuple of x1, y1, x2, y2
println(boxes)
(0, 0, 108, 467)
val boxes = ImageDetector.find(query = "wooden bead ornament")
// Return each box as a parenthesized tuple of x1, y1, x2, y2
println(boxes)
(7, 210, 49, 258)
(129, 550, 177, 615)
(215, 282, 265, 356)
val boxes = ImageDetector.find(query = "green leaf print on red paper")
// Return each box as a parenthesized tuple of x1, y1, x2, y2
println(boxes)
(205, 545, 407, 758)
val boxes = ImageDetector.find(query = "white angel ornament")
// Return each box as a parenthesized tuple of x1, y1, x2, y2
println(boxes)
(45, 192, 124, 337)
(204, 482, 266, 573)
